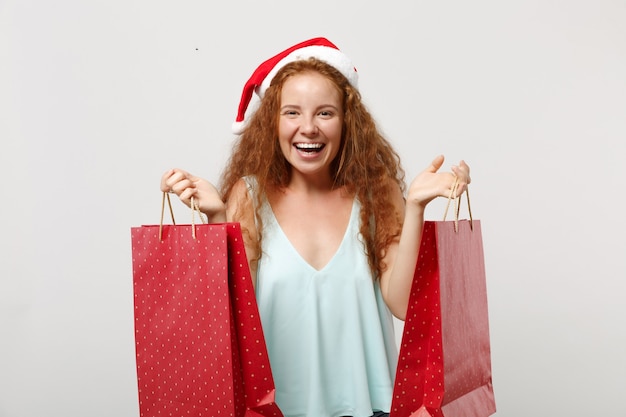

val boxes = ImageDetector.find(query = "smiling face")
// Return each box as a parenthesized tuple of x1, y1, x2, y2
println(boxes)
(277, 71, 344, 184)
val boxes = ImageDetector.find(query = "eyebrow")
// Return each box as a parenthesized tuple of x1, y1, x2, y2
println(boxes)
(279, 104, 342, 111)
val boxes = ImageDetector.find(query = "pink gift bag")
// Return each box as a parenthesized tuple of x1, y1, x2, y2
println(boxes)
(390, 186, 496, 417)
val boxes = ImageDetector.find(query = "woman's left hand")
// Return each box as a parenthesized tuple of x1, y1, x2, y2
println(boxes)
(406, 155, 471, 209)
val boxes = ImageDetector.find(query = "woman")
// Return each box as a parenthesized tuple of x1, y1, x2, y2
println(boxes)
(161, 38, 470, 417)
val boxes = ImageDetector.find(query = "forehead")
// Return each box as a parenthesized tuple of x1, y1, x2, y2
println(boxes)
(280, 72, 342, 103)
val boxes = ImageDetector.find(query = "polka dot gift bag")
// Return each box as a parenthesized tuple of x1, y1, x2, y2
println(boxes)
(390, 183, 496, 417)
(130, 193, 283, 417)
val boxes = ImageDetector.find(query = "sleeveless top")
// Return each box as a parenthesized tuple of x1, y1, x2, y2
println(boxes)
(246, 178, 398, 417)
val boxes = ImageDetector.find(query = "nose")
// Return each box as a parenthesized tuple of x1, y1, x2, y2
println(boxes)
(300, 116, 318, 136)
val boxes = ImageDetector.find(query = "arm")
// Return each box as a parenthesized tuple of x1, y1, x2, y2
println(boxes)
(380, 156, 471, 320)
(162, 171, 260, 287)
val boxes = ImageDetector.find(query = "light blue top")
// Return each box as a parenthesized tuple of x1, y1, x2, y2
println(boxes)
(249, 181, 398, 417)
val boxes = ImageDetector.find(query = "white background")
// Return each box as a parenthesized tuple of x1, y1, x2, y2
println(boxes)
(1, 1, 625, 416)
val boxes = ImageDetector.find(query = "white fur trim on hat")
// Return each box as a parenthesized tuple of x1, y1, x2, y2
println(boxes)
(256, 44, 358, 98)
(231, 37, 357, 134)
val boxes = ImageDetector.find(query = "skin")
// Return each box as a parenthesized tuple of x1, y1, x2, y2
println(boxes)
(161, 71, 470, 320)
(270, 72, 352, 271)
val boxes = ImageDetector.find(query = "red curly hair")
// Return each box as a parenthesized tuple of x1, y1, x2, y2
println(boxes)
(220, 58, 405, 278)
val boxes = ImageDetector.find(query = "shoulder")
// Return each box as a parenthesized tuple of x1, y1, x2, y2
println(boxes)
(225, 177, 261, 287)
(371, 177, 405, 215)
(226, 178, 255, 222)
(388, 179, 405, 213)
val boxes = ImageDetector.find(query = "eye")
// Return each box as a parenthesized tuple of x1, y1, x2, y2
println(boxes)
(281, 109, 299, 117)
(318, 110, 334, 117)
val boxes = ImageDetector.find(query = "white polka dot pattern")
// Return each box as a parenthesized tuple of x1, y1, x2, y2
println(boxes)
(390, 220, 496, 417)
(131, 223, 283, 417)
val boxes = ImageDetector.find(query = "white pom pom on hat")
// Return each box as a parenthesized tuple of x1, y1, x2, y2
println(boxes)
(231, 37, 358, 135)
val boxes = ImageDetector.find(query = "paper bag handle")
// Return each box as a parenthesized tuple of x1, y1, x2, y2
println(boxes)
(159, 192, 207, 241)
(442, 178, 473, 232)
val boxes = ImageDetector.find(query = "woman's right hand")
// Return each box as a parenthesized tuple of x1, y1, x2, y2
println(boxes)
(160, 168, 226, 222)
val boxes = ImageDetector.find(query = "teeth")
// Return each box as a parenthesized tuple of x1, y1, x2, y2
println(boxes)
(295, 143, 323, 149)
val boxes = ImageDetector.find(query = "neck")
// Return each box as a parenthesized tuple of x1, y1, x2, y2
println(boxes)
(287, 170, 338, 195)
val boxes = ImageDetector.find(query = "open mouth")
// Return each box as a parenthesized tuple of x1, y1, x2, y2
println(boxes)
(294, 143, 325, 154)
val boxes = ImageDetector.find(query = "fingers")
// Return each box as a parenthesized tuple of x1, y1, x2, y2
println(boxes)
(161, 168, 196, 196)
(453, 160, 471, 182)
(408, 156, 473, 207)
(451, 160, 471, 195)
(424, 156, 470, 187)
(426, 155, 445, 173)
(160, 169, 174, 193)
(178, 186, 198, 204)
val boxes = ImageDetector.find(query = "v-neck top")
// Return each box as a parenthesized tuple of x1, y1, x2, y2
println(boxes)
(249, 179, 398, 417)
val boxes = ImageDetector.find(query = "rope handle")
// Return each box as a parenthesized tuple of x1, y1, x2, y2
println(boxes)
(159, 192, 207, 241)
(442, 177, 473, 232)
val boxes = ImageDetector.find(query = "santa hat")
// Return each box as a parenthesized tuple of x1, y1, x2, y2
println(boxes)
(232, 37, 358, 134)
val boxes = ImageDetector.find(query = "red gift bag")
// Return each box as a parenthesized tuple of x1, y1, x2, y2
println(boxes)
(131, 194, 283, 417)
(390, 187, 496, 417)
